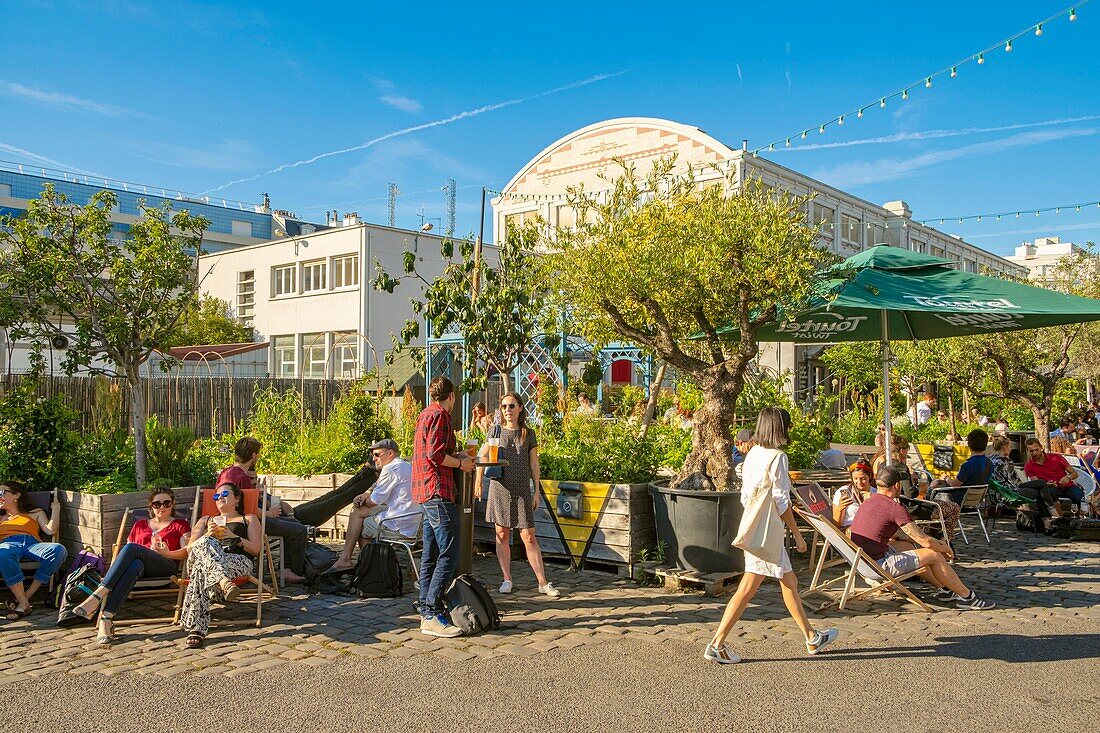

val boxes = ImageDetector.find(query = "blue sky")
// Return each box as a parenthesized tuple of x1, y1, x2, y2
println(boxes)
(2, 0, 1098, 256)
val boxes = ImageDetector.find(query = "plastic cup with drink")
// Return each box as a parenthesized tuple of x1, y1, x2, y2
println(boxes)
(487, 436, 500, 463)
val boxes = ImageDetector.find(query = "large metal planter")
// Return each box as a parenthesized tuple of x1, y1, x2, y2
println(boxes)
(649, 481, 744, 574)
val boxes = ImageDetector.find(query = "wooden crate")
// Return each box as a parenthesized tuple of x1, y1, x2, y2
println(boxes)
(648, 564, 742, 597)
(471, 481, 655, 578)
(58, 486, 200, 557)
(265, 473, 356, 539)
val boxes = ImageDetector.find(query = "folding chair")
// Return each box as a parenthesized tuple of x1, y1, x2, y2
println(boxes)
(17, 488, 63, 594)
(986, 479, 1039, 534)
(176, 488, 278, 627)
(950, 485, 991, 544)
(795, 506, 932, 613)
(375, 511, 423, 580)
(899, 495, 950, 544)
(106, 507, 186, 625)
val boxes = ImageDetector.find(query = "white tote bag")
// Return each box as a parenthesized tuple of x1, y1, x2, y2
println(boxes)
(732, 454, 785, 565)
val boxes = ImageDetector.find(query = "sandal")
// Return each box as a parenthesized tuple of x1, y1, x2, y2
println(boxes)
(73, 594, 103, 620)
(218, 578, 241, 602)
(4, 604, 32, 621)
(185, 634, 205, 649)
(96, 616, 116, 645)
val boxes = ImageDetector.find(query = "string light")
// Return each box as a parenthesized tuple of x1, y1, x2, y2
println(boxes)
(917, 198, 1100, 225)
(750, 2, 1087, 155)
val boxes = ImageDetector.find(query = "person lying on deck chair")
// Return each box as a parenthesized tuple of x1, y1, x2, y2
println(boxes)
(849, 467, 995, 610)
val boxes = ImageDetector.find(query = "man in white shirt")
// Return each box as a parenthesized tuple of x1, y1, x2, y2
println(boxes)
(913, 393, 935, 426)
(331, 438, 418, 570)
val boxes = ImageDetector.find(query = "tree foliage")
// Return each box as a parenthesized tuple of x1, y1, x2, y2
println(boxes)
(0, 185, 209, 487)
(374, 225, 550, 392)
(163, 294, 253, 348)
(546, 158, 829, 490)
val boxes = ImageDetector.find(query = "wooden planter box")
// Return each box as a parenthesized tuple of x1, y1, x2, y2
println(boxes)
(475, 480, 655, 578)
(265, 473, 356, 539)
(58, 486, 200, 558)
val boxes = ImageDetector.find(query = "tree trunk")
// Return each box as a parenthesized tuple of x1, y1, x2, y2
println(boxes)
(129, 371, 148, 489)
(672, 375, 740, 491)
(1031, 404, 1051, 450)
(639, 361, 668, 439)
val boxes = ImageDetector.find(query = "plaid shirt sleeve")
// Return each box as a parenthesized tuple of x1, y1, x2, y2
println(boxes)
(411, 404, 456, 503)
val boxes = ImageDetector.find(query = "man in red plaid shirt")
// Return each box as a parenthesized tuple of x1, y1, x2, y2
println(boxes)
(413, 376, 474, 637)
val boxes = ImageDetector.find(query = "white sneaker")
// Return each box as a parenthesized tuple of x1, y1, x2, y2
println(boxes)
(703, 643, 741, 664)
(499, 580, 513, 594)
(538, 583, 560, 597)
(420, 615, 463, 638)
(806, 628, 839, 655)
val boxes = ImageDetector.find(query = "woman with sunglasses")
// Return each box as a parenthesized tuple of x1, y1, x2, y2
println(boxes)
(0, 480, 65, 621)
(475, 392, 559, 597)
(73, 488, 190, 643)
(179, 482, 261, 648)
(833, 462, 873, 530)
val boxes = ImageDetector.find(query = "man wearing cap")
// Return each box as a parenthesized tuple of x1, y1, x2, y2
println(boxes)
(849, 466, 995, 610)
(331, 438, 417, 571)
(732, 428, 754, 479)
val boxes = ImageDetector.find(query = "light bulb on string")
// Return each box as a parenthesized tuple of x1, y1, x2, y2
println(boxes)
(769, 143, 775, 151)
(838, 115, 844, 125)
(1016, 212, 1021, 218)
(977, 52, 985, 64)
(1070, 8, 1077, 21)
(1035, 210, 1040, 216)
(880, 97, 887, 108)
(1035, 23, 1043, 36)
(1006, 40, 1013, 52)
(902, 88, 909, 100)
(819, 124, 826, 134)
(977, 216, 982, 222)
(950, 66, 957, 78)
(925, 77, 933, 88)
(1056, 208, 1061, 214)
(1076, 206, 1081, 212)
(857, 107, 864, 118)
(801, 131, 808, 139)
(959, 218, 964, 224)
(785, 138, 791, 147)
(996, 215, 1001, 221)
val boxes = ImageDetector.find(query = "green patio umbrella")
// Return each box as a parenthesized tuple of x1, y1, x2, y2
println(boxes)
(719, 246, 1100, 464)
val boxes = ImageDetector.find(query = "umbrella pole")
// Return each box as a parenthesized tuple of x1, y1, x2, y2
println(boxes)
(881, 310, 894, 468)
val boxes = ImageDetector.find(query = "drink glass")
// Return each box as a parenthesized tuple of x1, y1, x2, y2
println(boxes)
(466, 438, 479, 457)
(487, 437, 500, 463)
(213, 516, 227, 528)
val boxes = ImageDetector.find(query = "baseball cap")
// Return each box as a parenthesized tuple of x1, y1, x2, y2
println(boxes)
(735, 428, 754, 443)
(369, 438, 399, 453)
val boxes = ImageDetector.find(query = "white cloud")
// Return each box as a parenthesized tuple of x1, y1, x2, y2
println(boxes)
(736, 64, 743, 82)
(0, 142, 101, 176)
(0, 80, 146, 118)
(379, 95, 423, 114)
(127, 138, 263, 171)
(779, 114, 1100, 152)
(812, 128, 1099, 188)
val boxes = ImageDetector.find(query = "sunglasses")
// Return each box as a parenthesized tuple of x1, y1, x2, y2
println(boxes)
(0, 488, 8, 497)
(212, 490, 232, 500)
(151, 500, 174, 509)
(500, 403, 520, 410)
(372, 450, 386, 457)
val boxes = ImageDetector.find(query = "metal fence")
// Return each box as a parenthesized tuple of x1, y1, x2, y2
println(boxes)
(0, 374, 347, 438)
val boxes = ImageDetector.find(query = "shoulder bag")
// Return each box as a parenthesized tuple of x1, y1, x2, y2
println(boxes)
(732, 453, 786, 565)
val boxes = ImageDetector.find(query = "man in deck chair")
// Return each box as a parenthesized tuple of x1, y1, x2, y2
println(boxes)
(850, 467, 996, 610)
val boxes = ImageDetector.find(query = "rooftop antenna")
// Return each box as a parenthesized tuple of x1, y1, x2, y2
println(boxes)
(388, 183, 399, 227)
(443, 178, 456, 238)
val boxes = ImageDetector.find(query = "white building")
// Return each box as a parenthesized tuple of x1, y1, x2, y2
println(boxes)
(1006, 236, 1084, 281)
(197, 215, 495, 379)
(493, 117, 1026, 399)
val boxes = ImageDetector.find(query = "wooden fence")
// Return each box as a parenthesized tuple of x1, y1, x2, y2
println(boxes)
(0, 374, 347, 438)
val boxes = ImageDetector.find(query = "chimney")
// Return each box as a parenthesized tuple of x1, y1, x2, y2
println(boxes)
(343, 212, 360, 226)
(741, 139, 748, 152)
(882, 200, 912, 219)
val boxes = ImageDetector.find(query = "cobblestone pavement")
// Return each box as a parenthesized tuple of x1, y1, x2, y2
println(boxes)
(1, 528, 1096, 682)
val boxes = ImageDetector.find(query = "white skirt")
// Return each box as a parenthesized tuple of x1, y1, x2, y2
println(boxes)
(743, 546, 792, 579)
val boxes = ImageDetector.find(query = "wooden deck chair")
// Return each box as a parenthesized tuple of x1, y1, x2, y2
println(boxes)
(106, 507, 186, 625)
(17, 488, 62, 594)
(794, 506, 932, 613)
(791, 482, 835, 568)
(176, 488, 278, 627)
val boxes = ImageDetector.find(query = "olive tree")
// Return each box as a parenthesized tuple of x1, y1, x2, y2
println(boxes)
(547, 158, 827, 490)
(0, 185, 208, 487)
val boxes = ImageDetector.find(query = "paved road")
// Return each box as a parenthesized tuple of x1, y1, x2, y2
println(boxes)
(2, 529, 1096, 732)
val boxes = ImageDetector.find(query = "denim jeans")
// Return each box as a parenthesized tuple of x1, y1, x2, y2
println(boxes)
(100, 542, 180, 615)
(0, 534, 68, 587)
(417, 498, 458, 618)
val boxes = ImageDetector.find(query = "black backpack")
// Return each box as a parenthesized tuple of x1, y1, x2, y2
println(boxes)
(445, 574, 501, 635)
(351, 542, 403, 598)
(302, 540, 338, 583)
(55, 565, 103, 627)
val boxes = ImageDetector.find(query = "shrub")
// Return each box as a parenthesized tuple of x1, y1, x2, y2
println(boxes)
(786, 408, 830, 470)
(397, 387, 422, 457)
(0, 378, 83, 492)
(648, 422, 691, 472)
(145, 416, 196, 486)
(831, 411, 880, 446)
(540, 414, 662, 483)
(182, 436, 232, 487)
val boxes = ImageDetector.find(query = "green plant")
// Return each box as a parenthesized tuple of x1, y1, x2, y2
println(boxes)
(0, 377, 83, 492)
(609, 384, 646, 418)
(581, 360, 604, 387)
(675, 378, 703, 414)
(398, 387, 422, 457)
(535, 377, 564, 440)
(144, 415, 196, 486)
(786, 407, 830, 470)
(183, 436, 232, 487)
(831, 411, 881, 446)
(540, 414, 662, 483)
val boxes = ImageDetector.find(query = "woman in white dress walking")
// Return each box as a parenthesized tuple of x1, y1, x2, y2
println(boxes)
(704, 407, 839, 664)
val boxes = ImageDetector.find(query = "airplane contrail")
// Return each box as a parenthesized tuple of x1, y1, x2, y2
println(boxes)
(203, 71, 629, 194)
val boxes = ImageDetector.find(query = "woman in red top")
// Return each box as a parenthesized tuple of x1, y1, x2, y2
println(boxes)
(74, 488, 190, 644)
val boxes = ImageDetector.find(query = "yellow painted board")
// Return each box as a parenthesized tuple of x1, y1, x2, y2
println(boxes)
(538, 480, 616, 562)
(913, 443, 971, 474)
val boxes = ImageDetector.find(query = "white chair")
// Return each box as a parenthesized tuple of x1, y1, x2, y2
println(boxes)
(375, 511, 423, 580)
(953, 485, 991, 544)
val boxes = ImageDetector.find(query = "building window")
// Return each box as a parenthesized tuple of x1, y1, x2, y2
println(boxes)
(911, 239, 926, 254)
(814, 203, 835, 244)
(504, 209, 539, 235)
(302, 332, 327, 379)
(841, 214, 863, 251)
(231, 220, 253, 237)
(931, 245, 947, 258)
(333, 331, 358, 378)
(866, 223, 886, 247)
(0, 183, 10, 197)
(236, 270, 255, 324)
(332, 254, 359, 288)
(301, 260, 326, 293)
(272, 335, 296, 377)
(273, 264, 295, 297)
